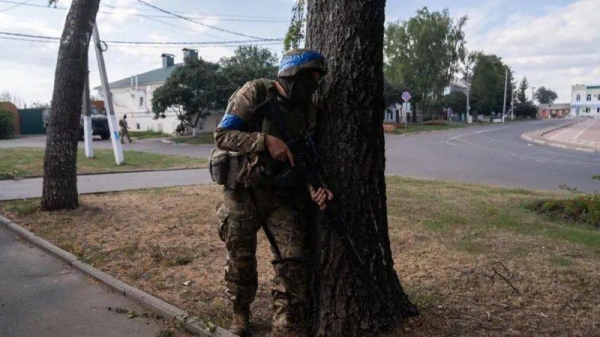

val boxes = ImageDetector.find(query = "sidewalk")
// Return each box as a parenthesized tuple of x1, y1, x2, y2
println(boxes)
(522, 119, 600, 153)
(0, 226, 165, 337)
(0, 168, 212, 201)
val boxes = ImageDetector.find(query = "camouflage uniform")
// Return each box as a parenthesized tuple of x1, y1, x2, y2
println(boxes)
(214, 78, 317, 336)
(119, 117, 132, 143)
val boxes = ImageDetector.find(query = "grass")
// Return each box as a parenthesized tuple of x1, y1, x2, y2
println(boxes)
(129, 130, 171, 139)
(0, 147, 207, 179)
(2, 177, 600, 336)
(170, 133, 214, 145)
(393, 122, 466, 135)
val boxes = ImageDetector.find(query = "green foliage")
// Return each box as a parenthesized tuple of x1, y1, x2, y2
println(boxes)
(384, 7, 467, 116)
(528, 177, 600, 228)
(469, 53, 513, 116)
(534, 86, 558, 104)
(441, 91, 467, 114)
(527, 196, 600, 228)
(152, 58, 226, 130)
(513, 77, 537, 118)
(383, 79, 402, 107)
(219, 45, 278, 95)
(0, 109, 15, 139)
(283, 0, 305, 51)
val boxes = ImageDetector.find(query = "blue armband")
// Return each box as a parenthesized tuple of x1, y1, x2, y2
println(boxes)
(218, 114, 245, 130)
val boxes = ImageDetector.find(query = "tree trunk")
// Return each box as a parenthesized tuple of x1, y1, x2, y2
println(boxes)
(41, 0, 100, 211)
(306, 1, 418, 336)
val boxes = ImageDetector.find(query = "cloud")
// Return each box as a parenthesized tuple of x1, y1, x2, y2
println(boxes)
(464, 0, 600, 101)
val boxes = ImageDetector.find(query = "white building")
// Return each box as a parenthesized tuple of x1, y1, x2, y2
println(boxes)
(571, 84, 600, 117)
(95, 49, 224, 134)
(443, 78, 468, 96)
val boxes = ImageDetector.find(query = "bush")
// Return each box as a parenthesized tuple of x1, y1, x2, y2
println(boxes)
(527, 195, 600, 228)
(0, 109, 15, 139)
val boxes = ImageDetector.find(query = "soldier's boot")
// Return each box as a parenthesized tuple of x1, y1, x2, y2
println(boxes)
(229, 307, 251, 336)
(272, 294, 305, 337)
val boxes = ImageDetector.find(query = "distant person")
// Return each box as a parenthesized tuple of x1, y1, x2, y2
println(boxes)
(119, 114, 132, 143)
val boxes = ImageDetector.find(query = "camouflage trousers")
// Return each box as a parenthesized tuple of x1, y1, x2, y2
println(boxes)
(216, 186, 308, 337)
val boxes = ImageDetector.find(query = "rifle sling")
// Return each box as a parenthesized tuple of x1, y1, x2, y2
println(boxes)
(247, 187, 307, 265)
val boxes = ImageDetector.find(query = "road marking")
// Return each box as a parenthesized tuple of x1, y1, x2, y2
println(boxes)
(548, 126, 574, 140)
(445, 126, 513, 146)
(573, 119, 595, 141)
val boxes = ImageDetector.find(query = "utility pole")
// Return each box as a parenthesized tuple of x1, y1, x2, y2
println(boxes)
(502, 67, 508, 123)
(92, 23, 124, 165)
(82, 64, 93, 158)
(465, 65, 471, 124)
(530, 87, 537, 104)
(510, 86, 515, 120)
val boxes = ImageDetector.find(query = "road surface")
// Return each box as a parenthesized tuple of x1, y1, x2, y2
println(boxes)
(385, 119, 599, 192)
(2, 120, 599, 194)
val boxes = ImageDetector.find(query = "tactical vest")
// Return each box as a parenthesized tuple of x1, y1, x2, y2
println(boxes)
(242, 79, 317, 187)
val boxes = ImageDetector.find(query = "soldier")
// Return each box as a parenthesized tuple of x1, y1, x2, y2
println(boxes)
(119, 114, 132, 143)
(214, 49, 332, 336)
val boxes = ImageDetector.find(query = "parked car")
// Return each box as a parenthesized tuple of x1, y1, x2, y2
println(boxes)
(42, 107, 110, 140)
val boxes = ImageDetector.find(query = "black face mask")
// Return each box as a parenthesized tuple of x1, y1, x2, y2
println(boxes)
(278, 73, 320, 104)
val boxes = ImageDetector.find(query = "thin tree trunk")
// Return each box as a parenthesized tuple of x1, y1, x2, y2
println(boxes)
(306, 1, 418, 336)
(41, 0, 100, 210)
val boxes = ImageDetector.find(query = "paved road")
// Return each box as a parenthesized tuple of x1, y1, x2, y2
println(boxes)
(0, 226, 165, 337)
(2, 120, 599, 197)
(385, 119, 600, 192)
(0, 168, 212, 201)
(542, 118, 600, 151)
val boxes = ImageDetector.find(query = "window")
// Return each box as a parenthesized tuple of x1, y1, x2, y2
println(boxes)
(139, 96, 144, 107)
(586, 94, 592, 101)
(598, 94, 600, 101)
(576, 94, 580, 101)
(597, 107, 600, 113)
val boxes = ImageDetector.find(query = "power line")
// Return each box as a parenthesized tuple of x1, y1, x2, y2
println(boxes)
(134, 0, 270, 40)
(0, 35, 281, 48)
(0, 0, 287, 22)
(102, 3, 286, 22)
(0, 31, 282, 46)
(0, 0, 32, 13)
(101, 2, 286, 20)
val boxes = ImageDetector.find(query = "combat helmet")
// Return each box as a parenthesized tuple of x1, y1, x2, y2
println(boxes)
(278, 48, 327, 78)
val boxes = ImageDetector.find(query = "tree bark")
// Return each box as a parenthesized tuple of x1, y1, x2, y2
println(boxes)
(306, 1, 418, 336)
(41, 0, 100, 211)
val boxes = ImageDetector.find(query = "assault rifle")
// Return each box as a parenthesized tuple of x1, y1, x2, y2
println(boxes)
(274, 131, 364, 266)
(259, 100, 364, 267)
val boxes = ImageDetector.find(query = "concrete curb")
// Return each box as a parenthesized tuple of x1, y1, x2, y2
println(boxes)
(521, 120, 598, 153)
(0, 214, 236, 337)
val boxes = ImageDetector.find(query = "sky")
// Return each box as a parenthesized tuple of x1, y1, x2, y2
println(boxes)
(0, 0, 598, 106)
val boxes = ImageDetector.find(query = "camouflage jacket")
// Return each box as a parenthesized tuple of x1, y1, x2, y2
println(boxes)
(214, 79, 317, 187)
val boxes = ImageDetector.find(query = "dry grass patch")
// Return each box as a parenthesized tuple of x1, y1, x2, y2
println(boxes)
(2, 177, 600, 336)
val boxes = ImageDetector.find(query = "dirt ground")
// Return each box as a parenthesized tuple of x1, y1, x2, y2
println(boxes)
(2, 177, 599, 336)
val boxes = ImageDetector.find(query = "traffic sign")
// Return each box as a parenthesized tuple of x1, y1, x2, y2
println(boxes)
(402, 91, 411, 102)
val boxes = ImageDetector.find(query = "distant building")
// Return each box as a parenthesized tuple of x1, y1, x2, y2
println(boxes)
(95, 49, 224, 134)
(443, 79, 468, 96)
(538, 103, 570, 119)
(571, 84, 600, 117)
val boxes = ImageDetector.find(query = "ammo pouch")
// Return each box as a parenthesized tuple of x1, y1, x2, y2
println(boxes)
(209, 148, 245, 189)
